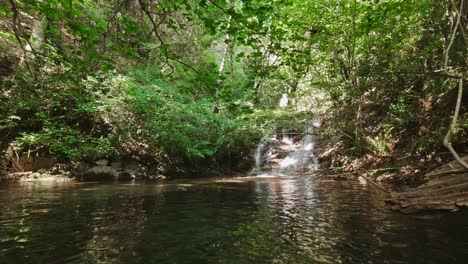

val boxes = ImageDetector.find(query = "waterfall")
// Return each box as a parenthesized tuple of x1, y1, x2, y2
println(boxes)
(281, 128, 293, 146)
(279, 93, 289, 108)
(254, 140, 266, 168)
(251, 135, 274, 174)
(251, 124, 319, 176)
(277, 133, 318, 174)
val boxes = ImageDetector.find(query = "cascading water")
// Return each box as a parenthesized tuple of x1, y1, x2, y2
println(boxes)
(251, 94, 318, 176)
(251, 135, 275, 175)
(254, 139, 266, 168)
(251, 124, 319, 176)
(277, 133, 318, 174)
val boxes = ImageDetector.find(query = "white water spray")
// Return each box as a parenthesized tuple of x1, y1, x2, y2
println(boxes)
(251, 124, 319, 176)
(279, 93, 289, 108)
(254, 140, 266, 168)
(277, 133, 318, 174)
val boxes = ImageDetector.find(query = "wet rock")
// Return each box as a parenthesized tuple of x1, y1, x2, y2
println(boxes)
(120, 159, 148, 179)
(155, 175, 167, 180)
(94, 159, 110, 166)
(110, 161, 123, 170)
(146, 175, 167, 181)
(30, 172, 44, 179)
(275, 151, 289, 159)
(0, 172, 30, 182)
(122, 159, 142, 172)
(118, 171, 135, 181)
(81, 166, 118, 181)
(23, 171, 72, 182)
(1, 171, 73, 182)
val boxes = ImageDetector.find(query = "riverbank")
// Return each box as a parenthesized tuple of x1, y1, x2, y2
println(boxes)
(313, 119, 459, 187)
(0, 155, 252, 183)
(0, 165, 169, 183)
(2, 129, 467, 215)
(0, 171, 74, 182)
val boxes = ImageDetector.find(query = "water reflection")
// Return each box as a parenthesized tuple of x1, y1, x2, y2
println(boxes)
(0, 178, 467, 263)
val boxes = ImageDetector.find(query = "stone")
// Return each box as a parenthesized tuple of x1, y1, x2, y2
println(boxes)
(118, 171, 135, 181)
(0, 172, 30, 182)
(110, 162, 123, 170)
(155, 175, 167, 180)
(81, 166, 118, 181)
(30, 172, 42, 179)
(94, 159, 110, 166)
(122, 159, 141, 172)
(1, 171, 73, 182)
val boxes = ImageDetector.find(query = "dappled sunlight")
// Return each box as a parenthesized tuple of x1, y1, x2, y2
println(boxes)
(0, 0, 466, 262)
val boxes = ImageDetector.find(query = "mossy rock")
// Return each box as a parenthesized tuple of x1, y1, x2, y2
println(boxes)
(81, 166, 118, 181)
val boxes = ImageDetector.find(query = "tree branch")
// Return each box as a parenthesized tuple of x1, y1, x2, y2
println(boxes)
(444, 0, 463, 73)
(168, 57, 201, 74)
(137, 0, 173, 73)
(207, 0, 226, 13)
(442, 0, 467, 169)
(101, 0, 126, 55)
(443, 78, 468, 169)
(7, 0, 35, 79)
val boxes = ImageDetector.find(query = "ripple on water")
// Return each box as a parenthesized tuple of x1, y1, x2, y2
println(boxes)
(0, 179, 468, 263)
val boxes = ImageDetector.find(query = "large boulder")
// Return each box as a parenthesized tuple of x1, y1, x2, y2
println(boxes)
(81, 166, 118, 181)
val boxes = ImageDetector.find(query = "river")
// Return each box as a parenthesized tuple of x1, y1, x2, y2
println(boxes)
(1, 175, 467, 263)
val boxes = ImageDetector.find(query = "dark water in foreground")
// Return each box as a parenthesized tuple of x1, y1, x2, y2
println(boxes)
(0, 175, 467, 264)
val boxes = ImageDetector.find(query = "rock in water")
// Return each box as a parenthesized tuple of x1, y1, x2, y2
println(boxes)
(82, 166, 118, 181)
(118, 171, 135, 181)
(94, 159, 110, 166)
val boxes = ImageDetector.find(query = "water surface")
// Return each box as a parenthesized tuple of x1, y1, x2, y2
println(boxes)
(1, 175, 467, 263)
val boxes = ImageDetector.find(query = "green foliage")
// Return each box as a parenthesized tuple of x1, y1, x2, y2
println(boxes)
(1, 0, 466, 176)
(364, 128, 395, 157)
(243, 109, 313, 132)
(92, 70, 261, 163)
(11, 125, 114, 161)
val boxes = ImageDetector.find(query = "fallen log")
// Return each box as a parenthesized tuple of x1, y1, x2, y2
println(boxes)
(387, 156, 468, 213)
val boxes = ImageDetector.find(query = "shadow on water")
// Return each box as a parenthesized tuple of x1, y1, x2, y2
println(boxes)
(0, 176, 467, 264)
